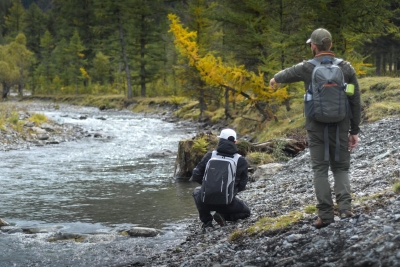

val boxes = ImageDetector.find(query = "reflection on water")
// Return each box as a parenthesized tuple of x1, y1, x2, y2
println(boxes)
(0, 105, 199, 266)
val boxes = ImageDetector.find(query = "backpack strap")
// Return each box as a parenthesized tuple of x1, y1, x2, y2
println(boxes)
(308, 57, 343, 66)
(307, 59, 320, 66)
(323, 124, 341, 162)
(332, 58, 343, 65)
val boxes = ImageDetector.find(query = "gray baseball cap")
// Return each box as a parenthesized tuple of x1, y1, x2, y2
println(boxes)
(306, 28, 332, 45)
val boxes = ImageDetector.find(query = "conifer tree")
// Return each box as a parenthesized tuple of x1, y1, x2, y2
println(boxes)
(168, 14, 289, 122)
(92, 52, 110, 85)
(0, 0, 13, 44)
(93, 0, 136, 98)
(4, 0, 25, 40)
(67, 30, 87, 94)
(22, 2, 48, 57)
(35, 30, 54, 93)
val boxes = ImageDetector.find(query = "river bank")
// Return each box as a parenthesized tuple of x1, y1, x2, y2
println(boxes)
(1, 100, 400, 267)
(142, 115, 400, 267)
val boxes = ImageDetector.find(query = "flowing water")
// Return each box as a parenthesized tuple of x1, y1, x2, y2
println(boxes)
(0, 104, 199, 267)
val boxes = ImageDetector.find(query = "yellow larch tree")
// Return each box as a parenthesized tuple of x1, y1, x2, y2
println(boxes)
(168, 13, 289, 122)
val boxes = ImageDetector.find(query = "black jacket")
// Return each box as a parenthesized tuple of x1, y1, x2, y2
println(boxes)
(191, 138, 248, 195)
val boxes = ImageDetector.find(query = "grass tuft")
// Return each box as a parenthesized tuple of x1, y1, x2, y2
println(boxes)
(304, 205, 317, 214)
(247, 211, 303, 235)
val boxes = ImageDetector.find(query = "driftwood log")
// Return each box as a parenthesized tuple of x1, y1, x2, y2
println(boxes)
(173, 133, 307, 180)
(252, 138, 307, 155)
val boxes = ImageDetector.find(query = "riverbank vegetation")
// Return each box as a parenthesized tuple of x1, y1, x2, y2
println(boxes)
(1, 0, 400, 160)
(1, 1, 400, 118)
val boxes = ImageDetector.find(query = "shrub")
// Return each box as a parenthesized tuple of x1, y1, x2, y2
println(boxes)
(247, 152, 273, 166)
(28, 113, 48, 125)
(192, 137, 209, 154)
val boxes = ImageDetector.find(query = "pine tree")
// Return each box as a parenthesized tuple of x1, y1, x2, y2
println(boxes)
(4, 0, 25, 40)
(23, 2, 48, 57)
(67, 30, 87, 94)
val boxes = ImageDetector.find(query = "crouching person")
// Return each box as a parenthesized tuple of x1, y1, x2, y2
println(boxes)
(190, 128, 250, 230)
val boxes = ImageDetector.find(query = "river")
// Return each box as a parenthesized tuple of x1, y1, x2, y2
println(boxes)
(0, 104, 199, 267)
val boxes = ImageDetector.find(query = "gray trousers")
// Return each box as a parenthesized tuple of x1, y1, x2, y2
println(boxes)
(308, 128, 352, 220)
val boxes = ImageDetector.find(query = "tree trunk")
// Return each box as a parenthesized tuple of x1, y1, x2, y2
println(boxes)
(224, 85, 271, 122)
(18, 82, 23, 97)
(382, 53, 387, 76)
(140, 14, 146, 97)
(198, 86, 206, 118)
(375, 52, 381, 76)
(118, 9, 133, 99)
(224, 86, 233, 119)
(2, 82, 11, 99)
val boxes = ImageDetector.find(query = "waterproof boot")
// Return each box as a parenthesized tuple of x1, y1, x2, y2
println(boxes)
(340, 210, 355, 220)
(213, 213, 227, 227)
(314, 217, 334, 229)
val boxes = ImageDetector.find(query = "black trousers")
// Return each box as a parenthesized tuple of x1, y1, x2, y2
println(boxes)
(192, 187, 251, 224)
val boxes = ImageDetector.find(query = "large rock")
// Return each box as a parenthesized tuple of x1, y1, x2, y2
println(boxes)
(127, 227, 160, 237)
(0, 218, 10, 227)
(251, 162, 283, 181)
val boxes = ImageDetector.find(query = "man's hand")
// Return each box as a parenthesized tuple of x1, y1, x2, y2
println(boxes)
(269, 78, 280, 89)
(348, 134, 359, 152)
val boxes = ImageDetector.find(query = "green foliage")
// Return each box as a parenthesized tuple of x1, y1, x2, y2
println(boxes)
(304, 205, 317, 214)
(192, 136, 209, 154)
(229, 230, 245, 242)
(247, 211, 303, 235)
(7, 112, 19, 124)
(4, 0, 25, 39)
(170, 96, 188, 106)
(23, 2, 48, 55)
(28, 113, 48, 125)
(271, 139, 291, 162)
(393, 182, 400, 194)
(247, 152, 273, 166)
(358, 77, 400, 122)
(236, 140, 253, 157)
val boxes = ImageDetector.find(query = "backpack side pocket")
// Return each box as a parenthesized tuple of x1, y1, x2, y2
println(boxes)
(304, 92, 315, 117)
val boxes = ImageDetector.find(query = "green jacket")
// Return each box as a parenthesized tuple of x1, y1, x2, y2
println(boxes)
(274, 52, 361, 135)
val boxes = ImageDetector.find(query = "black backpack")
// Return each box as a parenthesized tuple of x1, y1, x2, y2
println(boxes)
(200, 151, 240, 205)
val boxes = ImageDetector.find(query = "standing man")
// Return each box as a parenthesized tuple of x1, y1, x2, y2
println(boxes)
(270, 28, 361, 229)
(191, 128, 250, 229)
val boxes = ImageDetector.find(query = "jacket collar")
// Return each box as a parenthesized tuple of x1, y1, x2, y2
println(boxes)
(314, 51, 335, 58)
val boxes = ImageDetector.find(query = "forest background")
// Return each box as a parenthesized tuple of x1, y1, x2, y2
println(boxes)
(1, 0, 400, 146)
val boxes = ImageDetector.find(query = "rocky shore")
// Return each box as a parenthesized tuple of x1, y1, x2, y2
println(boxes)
(140, 116, 400, 267)
(0, 102, 89, 151)
(1, 101, 399, 267)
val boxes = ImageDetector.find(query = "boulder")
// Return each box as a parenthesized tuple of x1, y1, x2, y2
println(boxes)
(251, 163, 283, 181)
(127, 227, 160, 237)
(0, 218, 10, 227)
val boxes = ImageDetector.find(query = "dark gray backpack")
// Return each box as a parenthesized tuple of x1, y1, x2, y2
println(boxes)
(305, 57, 351, 162)
(200, 151, 240, 205)
(304, 57, 349, 123)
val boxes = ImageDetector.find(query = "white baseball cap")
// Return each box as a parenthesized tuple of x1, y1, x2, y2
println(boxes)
(218, 128, 237, 141)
